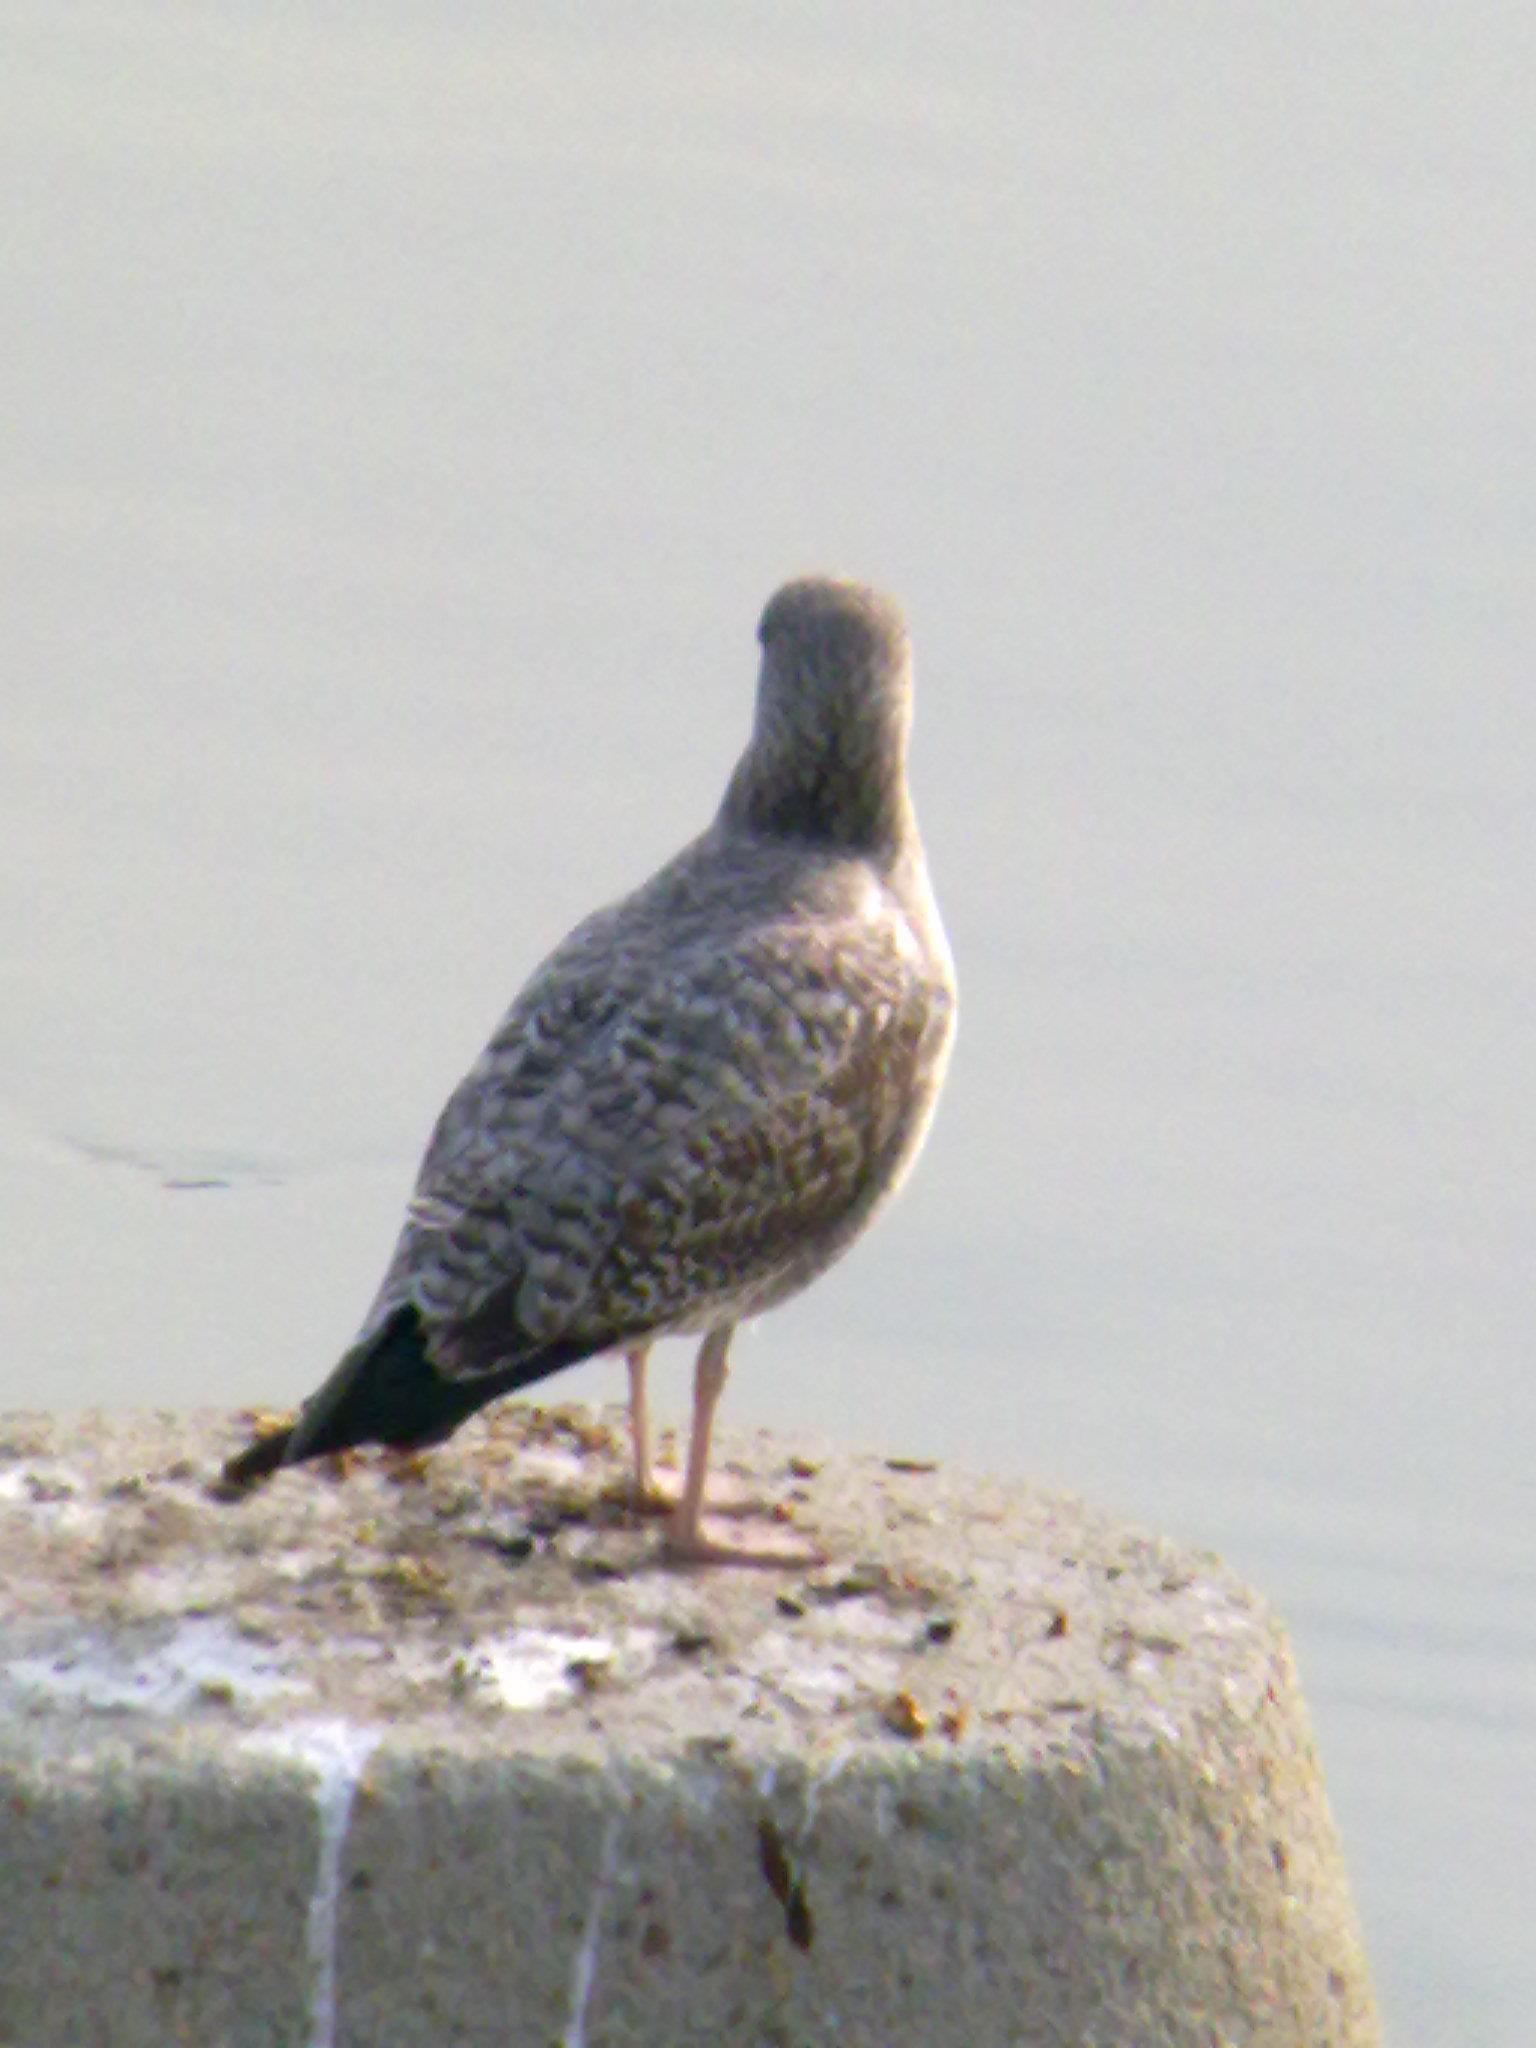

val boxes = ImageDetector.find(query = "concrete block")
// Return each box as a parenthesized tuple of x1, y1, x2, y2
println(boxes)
(0, 1406, 1379, 2045)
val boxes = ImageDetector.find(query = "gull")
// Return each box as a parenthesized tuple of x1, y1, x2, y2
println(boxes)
(223, 576, 955, 1564)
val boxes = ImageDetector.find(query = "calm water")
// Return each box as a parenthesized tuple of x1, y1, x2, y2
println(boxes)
(3, 6, 1531, 2040)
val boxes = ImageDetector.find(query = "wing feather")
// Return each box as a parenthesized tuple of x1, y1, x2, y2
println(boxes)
(367, 892, 949, 1378)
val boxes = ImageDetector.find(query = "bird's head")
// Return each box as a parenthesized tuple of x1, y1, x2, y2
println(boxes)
(724, 575, 915, 854)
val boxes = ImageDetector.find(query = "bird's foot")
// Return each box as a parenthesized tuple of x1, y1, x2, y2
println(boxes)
(662, 1511, 828, 1570)
(623, 1466, 762, 1519)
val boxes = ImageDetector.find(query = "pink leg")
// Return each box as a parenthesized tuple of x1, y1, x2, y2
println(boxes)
(625, 1344, 655, 1504)
(663, 1325, 826, 1568)
(622, 1338, 758, 1518)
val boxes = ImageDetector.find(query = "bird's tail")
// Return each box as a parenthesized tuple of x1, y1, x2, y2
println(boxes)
(217, 1304, 604, 1491)
(219, 1306, 433, 1488)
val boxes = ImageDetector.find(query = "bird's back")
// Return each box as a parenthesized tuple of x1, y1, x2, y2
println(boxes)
(364, 817, 953, 1377)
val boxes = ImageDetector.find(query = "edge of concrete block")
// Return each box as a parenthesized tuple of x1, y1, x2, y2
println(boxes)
(0, 1406, 1380, 2047)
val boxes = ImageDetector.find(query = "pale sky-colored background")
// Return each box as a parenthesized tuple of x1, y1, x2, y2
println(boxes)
(3, 7, 1532, 2040)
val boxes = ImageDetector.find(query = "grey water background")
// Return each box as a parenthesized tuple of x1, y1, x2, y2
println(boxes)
(2, 4, 1530, 2038)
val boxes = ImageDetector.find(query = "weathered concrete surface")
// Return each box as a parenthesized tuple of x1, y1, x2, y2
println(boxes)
(0, 1404, 1379, 2046)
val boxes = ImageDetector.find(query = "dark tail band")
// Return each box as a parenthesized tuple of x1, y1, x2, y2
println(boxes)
(217, 1304, 614, 1491)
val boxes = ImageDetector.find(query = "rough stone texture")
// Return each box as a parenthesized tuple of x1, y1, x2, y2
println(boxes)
(0, 1405, 1380, 2046)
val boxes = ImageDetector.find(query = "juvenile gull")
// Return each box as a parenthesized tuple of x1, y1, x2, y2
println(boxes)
(224, 576, 956, 1564)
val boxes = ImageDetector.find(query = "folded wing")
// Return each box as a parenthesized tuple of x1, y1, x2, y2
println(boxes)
(367, 902, 948, 1379)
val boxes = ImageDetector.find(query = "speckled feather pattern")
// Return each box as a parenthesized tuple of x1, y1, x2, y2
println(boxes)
(363, 578, 954, 1384)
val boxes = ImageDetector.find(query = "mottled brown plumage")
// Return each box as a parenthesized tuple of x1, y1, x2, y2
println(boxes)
(224, 575, 955, 1562)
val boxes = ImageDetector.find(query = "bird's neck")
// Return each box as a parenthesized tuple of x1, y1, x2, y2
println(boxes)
(718, 721, 914, 857)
